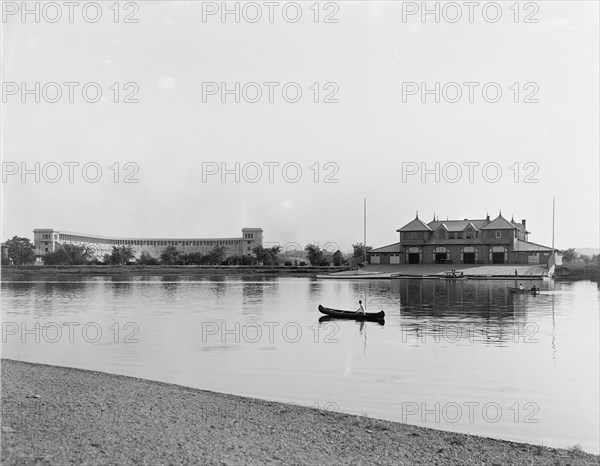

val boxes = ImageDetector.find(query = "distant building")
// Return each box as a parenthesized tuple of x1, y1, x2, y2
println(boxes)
(33, 228, 263, 262)
(369, 213, 557, 266)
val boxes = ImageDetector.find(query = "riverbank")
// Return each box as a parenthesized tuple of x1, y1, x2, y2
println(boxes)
(555, 264, 600, 282)
(1, 264, 349, 278)
(2, 360, 598, 465)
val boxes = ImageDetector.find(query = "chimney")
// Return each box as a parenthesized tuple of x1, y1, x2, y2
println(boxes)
(521, 219, 526, 229)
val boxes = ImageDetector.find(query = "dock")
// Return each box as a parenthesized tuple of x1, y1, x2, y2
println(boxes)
(317, 264, 548, 280)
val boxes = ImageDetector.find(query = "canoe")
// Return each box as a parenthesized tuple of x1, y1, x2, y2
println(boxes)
(318, 304, 385, 321)
(319, 315, 385, 326)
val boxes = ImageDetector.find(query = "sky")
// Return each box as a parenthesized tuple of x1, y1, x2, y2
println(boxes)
(1, 1, 599, 253)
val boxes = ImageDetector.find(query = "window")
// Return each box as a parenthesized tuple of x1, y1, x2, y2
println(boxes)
(495, 230, 501, 239)
(410, 232, 417, 240)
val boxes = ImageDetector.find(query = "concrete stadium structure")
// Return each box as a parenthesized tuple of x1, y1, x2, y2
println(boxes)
(33, 228, 263, 262)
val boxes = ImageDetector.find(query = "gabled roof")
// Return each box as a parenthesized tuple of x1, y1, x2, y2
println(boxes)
(513, 239, 555, 252)
(370, 242, 401, 253)
(428, 219, 488, 232)
(397, 217, 432, 232)
(480, 215, 518, 230)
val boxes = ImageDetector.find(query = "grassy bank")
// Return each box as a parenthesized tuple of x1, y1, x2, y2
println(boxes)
(2, 359, 598, 465)
(555, 264, 600, 282)
(0, 265, 348, 278)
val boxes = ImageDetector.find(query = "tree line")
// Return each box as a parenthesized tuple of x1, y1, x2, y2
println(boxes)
(1, 236, 373, 266)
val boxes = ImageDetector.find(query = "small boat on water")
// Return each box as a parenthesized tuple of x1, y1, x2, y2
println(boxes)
(318, 304, 385, 321)
(442, 271, 465, 279)
(508, 287, 540, 295)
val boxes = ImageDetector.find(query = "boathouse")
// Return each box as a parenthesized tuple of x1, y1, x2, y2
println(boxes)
(369, 213, 557, 266)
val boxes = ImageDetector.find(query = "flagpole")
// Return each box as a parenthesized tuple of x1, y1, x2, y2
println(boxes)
(364, 198, 367, 264)
(552, 197, 555, 250)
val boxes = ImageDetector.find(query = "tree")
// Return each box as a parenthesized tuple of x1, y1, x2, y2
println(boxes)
(253, 245, 281, 265)
(208, 245, 226, 265)
(160, 246, 182, 265)
(104, 246, 135, 265)
(182, 252, 205, 265)
(137, 251, 159, 265)
(333, 250, 344, 266)
(304, 243, 324, 266)
(4, 236, 36, 265)
(226, 254, 255, 265)
(562, 248, 578, 263)
(352, 243, 372, 259)
(45, 244, 94, 265)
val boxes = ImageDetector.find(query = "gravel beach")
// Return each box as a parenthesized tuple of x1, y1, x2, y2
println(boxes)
(1, 359, 598, 465)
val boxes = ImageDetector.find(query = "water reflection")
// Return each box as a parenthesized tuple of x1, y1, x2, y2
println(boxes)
(1, 276, 598, 453)
(392, 280, 531, 346)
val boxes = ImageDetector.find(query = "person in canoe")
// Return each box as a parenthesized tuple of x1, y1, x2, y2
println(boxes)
(518, 283, 524, 291)
(357, 300, 365, 315)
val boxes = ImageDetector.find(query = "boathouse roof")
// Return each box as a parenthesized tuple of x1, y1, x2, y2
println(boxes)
(480, 214, 518, 230)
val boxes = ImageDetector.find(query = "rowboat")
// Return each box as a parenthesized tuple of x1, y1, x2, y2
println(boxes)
(508, 287, 539, 295)
(442, 271, 465, 279)
(318, 304, 385, 321)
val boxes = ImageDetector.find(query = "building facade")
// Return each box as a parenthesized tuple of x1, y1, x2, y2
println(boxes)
(369, 213, 556, 266)
(33, 228, 263, 262)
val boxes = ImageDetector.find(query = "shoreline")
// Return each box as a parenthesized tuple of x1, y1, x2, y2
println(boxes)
(1, 265, 347, 278)
(2, 359, 598, 465)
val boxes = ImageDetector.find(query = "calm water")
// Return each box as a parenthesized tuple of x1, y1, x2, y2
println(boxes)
(1, 276, 598, 453)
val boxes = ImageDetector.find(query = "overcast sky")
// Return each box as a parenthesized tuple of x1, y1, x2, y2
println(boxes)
(2, 1, 598, 252)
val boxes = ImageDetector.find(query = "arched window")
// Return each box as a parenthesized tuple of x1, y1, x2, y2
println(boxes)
(461, 246, 478, 264)
(406, 247, 422, 264)
(489, 246, 507, 264)
(433, 247, 449, 264)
